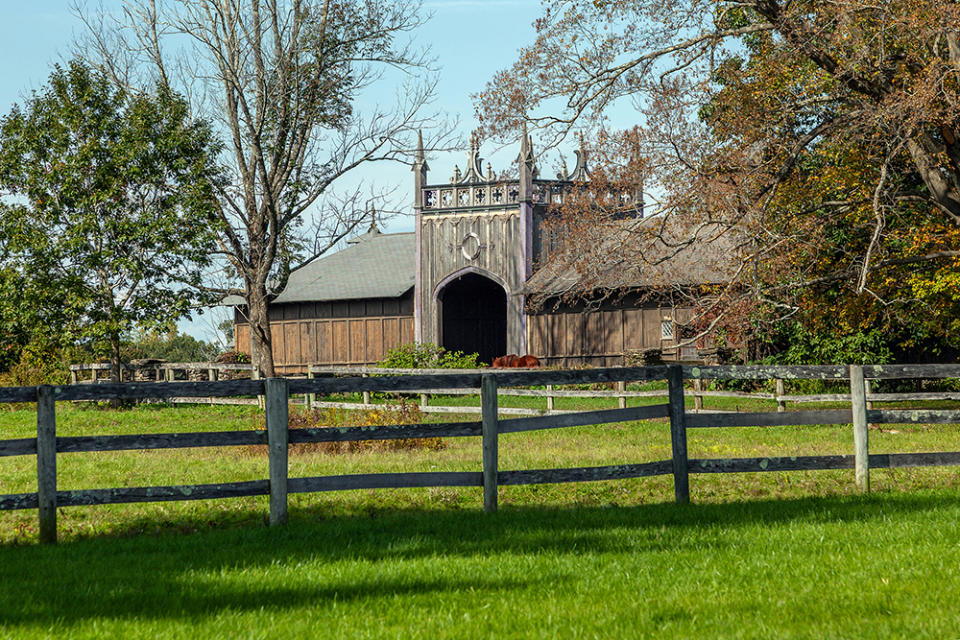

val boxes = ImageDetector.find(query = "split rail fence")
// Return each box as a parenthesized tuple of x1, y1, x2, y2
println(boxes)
(6, 364, 960, 544)
(70, 362, 960, 414)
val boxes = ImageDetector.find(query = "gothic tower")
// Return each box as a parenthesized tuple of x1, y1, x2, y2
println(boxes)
(413, 129, 591, 363)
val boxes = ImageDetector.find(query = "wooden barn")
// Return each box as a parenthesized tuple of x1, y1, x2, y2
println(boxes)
(234, 133, 721, 372)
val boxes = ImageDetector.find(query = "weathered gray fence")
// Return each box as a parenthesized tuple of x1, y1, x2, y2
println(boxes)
(6, 363, 960, 543)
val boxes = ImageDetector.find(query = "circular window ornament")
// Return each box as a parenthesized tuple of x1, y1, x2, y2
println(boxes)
(460, 232, 482, 261)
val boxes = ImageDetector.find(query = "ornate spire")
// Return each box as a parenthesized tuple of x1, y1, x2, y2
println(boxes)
(460, 131, 485, 183)
(516, 122, 536, 170)
(367, 202, 379, 234)
(349, 201, 380, 243)
(412, 129, 428, 209)
(566, 135, 590, 182)
(414, 129, 426, 165)
(516, 122, 537, 202)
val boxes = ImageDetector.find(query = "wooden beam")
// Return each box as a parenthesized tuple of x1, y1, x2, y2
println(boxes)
(55, 430, 266, 453)
(36, 386, 56, 544)
(684, 365, 848, 380)
(265, 378, 289, 526)
(481, 374, 499, 513)
(686, 410, 852, 428)
(288, 472, 481, 492)
(850, 365, 870, 492)
(498, 404, 670, 434)
(667, 365, 689, 504)
(690, 455, 854, 473)
(498, 461, 672, 485)
(289, 421, 482, 443)
(867, 409, 960, 424)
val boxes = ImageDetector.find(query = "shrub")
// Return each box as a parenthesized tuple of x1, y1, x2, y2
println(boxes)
(0, 344, 72, 387)
(378, 342, 483, 369)
(248, 398, 444, 455)
(215, 350, 249, 364)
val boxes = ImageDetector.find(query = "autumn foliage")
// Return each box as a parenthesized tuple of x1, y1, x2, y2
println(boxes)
(478, 0, 960, 361)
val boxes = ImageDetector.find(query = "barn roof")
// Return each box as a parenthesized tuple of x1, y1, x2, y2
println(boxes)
(278, 228, 415, 303)
(226, 228, 415, 306)
(523, 215, 735, 296)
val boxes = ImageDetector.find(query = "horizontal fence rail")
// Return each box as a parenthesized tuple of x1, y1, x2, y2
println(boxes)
(4, 363, 960, 542)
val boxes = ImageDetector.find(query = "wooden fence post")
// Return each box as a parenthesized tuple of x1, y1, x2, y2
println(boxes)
(617, 380, 627, 409)
(36, 385, 57, 544)
(776, 379, 786, 412)
(306, 365, 315, 411)
(362, 373, 371, 406)
(420, 392, 429, 408)
(546, 384, 555, 412)
(481, 374, 499, 513)
(692, 378, 703, 412)
(253, 367, 265, 410)
(265, 378, 289, 526)
(849, 365, 870, 493)
(667, 365, 690, 504)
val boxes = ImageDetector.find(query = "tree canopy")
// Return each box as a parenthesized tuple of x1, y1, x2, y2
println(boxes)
(0, 61, 222, 377)
(477, 0, 960, 361)
(79, 0, 453, 376)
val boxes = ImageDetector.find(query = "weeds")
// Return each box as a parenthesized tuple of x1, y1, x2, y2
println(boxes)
(245, 398, 445, 456)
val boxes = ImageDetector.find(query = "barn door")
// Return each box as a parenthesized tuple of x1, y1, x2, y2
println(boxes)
(437, 273, 507, 364)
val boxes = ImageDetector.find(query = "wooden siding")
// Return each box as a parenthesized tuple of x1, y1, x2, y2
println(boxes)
(418, 209, 528, 354)
(526, 302, 700, 367)
(234, 292, 414, 373)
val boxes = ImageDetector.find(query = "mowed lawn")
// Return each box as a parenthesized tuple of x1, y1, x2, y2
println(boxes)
(2, 396, 960, 638)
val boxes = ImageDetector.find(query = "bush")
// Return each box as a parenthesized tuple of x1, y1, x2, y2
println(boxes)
(378, 342, 483, 369)
(247, 399, 443, 455)
(215, 350, 249, 364)
(0, 344, 72, 387)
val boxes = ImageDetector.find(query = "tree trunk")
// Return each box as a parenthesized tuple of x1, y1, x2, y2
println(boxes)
(247, 286, 276, 378)
(110, 331, 122, 409)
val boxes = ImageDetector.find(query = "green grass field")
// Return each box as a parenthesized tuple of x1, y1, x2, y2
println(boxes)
(2, 394, 960, 637)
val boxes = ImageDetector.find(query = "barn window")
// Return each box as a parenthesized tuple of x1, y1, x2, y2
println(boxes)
(661, 319, 674, 340)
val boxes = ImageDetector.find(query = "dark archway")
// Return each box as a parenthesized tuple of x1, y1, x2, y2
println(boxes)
(438, 273, 507, 364)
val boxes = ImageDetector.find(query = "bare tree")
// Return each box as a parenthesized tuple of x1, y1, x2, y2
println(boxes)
(78, 0, 452, 375)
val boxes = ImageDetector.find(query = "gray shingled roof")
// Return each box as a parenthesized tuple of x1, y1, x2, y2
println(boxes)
(226, 229, 415, 305)
(277, 229, 415, 303)
(523, 215, 735, 296)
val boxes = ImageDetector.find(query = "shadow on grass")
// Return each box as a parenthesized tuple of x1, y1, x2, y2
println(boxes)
(1, 489, 959, 626)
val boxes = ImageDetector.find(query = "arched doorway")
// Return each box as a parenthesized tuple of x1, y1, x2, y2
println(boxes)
(437, 272, 507, 364)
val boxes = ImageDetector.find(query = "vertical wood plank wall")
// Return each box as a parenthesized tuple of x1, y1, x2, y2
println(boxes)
(235, 291, 702, 372)
(235, 294, 415, 373)
(526, 304, 696, 367)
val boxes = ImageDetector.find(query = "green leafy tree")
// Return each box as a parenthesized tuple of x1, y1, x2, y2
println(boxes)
(123, 328, 218, 363)
(0, 61, 222, 382)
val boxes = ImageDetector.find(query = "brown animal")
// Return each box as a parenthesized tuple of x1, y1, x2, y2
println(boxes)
(516, 355, 541, 368)
(492, 354, 519, 368)
(492, 354, 540, 368)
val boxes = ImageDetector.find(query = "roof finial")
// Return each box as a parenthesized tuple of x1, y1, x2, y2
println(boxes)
(367, 200, 379, 234)
(414, 129, 425, 164)
(461, 131, 484, 183)
(516, 122, 536, 168)
(567, 133, 590, 182)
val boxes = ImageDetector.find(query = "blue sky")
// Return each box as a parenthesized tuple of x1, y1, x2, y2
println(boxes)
(0, 1, 556, 343)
